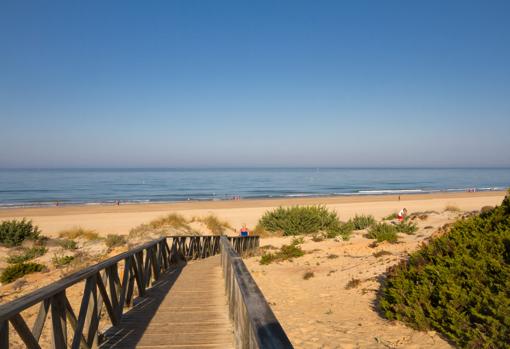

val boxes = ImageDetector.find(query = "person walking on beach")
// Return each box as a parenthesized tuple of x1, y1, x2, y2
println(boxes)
(397, 208, 408, 222)
(240, 224, 249, 237)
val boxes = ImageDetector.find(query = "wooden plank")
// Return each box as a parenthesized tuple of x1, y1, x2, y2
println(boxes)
(9, 314, 40, 349)
(107, 266, 120, 319)
(220, 236, 292, 349)
(70, 275, 95, 349)
(50, 292, 67, 349)
(116, 258, 131, 318)
(32, 299, 50, 341)
(96, 274, 118, 326)
(0, 238, 166, 322)
(0, 320, 8, 349)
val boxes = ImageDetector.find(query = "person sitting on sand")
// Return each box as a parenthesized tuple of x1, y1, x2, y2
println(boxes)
(240, 224, 249, 237)
(397, 208, 408, 222)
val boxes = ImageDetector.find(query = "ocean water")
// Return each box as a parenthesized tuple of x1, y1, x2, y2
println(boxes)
(0, 168, 509, 207)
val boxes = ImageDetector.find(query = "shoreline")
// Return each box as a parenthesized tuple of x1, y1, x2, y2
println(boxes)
(0, 190, 505, 218)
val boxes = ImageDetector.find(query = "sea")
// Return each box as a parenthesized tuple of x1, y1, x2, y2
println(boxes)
(0, 168, 509, 208)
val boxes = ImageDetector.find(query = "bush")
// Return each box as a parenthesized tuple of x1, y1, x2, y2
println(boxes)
(323, 221, 353, 240)
(105, 234, 126, 248)
(52, 254, 74, 267)
(0, 219, 40, 247)
(7, 247, 47, 264)
(394, 221, 418, 235)
(260, 238, 305, 265)
(0, 262, 45, 283)
(366, 223, 398, 243)
(259, 205, 349, 238)
(379, 192, 510, 348)
(349, 214, 376, 230)
(383, 212, 398, 221)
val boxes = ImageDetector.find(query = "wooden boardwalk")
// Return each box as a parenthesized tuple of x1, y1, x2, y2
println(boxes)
(101, 255, 235, 349)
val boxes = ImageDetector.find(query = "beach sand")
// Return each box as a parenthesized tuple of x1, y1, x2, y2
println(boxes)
(0, 191, 506, 348)
(0, 191, 504, 237)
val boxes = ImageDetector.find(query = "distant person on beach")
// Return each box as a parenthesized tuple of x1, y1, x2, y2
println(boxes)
(397, 208, 407, 222)
(240, 224, 249, 237)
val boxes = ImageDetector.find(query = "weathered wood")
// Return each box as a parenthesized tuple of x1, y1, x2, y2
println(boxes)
(70, 275, 95, 349)
(50, 292, 67, 349)
(220, 236, 291, 349)
(0, 235, 260, 348)
(32, 299, 50, 341)
(96, 272, 118, 326)
(0, 320, 8, 349)
(9, 314, 40, 349)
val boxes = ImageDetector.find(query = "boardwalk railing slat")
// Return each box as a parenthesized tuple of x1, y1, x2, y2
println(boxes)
(220, 236, 293, 349)
(0, 236, 264, 349)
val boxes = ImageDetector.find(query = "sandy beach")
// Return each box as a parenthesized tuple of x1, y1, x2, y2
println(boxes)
(0, 191, 507, 348)
(0, 191, 505, 237)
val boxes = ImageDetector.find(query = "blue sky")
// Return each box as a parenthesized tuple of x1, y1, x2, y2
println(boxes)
(1, 0, 509, 168)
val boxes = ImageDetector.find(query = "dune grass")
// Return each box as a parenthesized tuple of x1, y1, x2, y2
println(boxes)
(259, 238, 305, 265)
(349, 214, 376, 230)
(366, 223, 398, 243)
(444, 204, 461, 212)
(150, 213, 190, 230)
(105, 234, 126, 248)
(192, 214, 232, 235)
(58, 227, 100, 241)
(394, 221, 418, 234)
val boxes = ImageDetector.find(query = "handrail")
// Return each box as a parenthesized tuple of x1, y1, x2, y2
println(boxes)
(220, 236, 293, 349)
(0, 235, 258, 349)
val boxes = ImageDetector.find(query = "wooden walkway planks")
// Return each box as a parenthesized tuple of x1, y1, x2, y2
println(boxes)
(101, 255, 235, 349)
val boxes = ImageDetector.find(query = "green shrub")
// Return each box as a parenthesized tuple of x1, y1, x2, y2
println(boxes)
(323, 221, 353, 240)
(394, 221, 418, 235)
(0, 262, 45, 283)
(366, 223, 398, 243)
(349, 214, 376, 230)
(383, 212, 398, 221)
(379, 192, 510, 348)
(7, 247, 47, 264)
(105, 234, 126, 248)
(259, 205, 346, 237)
(52, 254, 75, 267)
(260, 239, 305, 265)
(0, 219, 40, 247)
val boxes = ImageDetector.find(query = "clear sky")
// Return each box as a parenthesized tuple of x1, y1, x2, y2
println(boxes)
(1, 0, 509, 168)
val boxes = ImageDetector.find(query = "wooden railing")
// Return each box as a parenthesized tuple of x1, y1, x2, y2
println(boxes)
(220, 236, 293, 349)
(0, 235, 259, 349)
